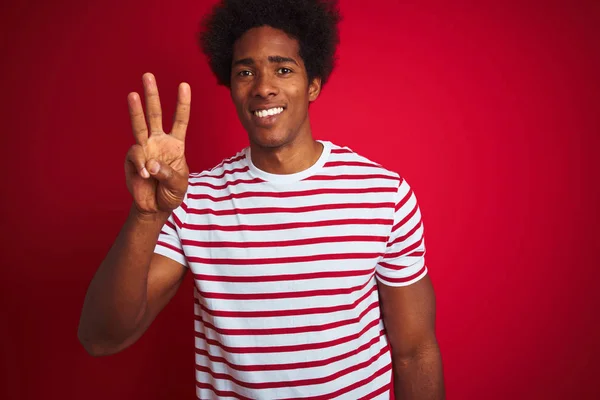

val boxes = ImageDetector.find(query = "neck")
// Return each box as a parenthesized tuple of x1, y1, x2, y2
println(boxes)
(250, 133, 323, 175)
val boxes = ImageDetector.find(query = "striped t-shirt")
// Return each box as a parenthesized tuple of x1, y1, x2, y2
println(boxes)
(154, 140, 427, 399)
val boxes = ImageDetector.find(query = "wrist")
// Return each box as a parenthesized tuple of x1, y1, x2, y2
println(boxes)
(129, 204, 170, 226)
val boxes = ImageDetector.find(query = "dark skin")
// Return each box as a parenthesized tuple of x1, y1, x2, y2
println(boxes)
(78, 25, 444, 399)
(378, 275, 445, 399)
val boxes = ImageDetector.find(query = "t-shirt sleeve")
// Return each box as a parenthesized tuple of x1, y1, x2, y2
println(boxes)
(375, 177, 428, 286)
(154, 203, 188, 268)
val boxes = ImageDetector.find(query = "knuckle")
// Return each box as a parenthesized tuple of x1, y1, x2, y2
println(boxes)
(147, 93, 161, 103)
(126, 145, 145, 165)
(130, 109, 144, 118)
(160, 164, 172, 178)
(174, 118, 188, 127)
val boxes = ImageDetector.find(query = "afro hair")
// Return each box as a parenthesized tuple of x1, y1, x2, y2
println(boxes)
(198, 0, 341, 88)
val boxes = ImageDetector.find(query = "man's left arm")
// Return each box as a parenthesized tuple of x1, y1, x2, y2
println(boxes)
(376, 177, 445, 399)
(378, 275, 445, 399)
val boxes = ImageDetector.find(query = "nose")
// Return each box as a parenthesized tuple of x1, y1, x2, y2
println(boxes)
(251, 72, 279, 99)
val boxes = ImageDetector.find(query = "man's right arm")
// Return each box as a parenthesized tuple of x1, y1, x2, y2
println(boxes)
(77, 206, 187, 357)
(78, 73, 192, 357)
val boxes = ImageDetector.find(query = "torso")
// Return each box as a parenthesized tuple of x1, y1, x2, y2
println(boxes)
(157, 141, 401, 399)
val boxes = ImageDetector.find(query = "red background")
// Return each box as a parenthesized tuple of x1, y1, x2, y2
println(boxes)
(1, 0, 599, 399)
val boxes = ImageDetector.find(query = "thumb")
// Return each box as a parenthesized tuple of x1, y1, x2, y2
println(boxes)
(146, 159, 185, 190)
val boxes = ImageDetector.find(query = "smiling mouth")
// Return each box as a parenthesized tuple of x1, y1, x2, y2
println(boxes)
(252, 107, 285, 118)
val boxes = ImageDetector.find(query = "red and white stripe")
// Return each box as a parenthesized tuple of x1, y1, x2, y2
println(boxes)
(155, 141, 427, 399)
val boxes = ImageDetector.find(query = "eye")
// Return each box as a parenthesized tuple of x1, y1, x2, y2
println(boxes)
(237, 70, 253, 77)
(277, 68, 293, 75)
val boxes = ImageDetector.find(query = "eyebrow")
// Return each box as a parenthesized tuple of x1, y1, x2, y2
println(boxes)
(232, 55, 299, 67)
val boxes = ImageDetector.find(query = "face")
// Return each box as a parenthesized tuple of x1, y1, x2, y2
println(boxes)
(230, 26, 321, 149)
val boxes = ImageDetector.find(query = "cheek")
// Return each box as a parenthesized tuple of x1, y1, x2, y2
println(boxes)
(230, 85, 247, 106)
(288, 82, 309, 107)
(231, 94, 246, 114)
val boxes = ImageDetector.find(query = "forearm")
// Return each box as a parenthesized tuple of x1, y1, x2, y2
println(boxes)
(392, 342, 445, 400)
(78, 205, 169, 354)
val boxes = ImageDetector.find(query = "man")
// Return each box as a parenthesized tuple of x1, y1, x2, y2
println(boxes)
(78, 0, 445, 398)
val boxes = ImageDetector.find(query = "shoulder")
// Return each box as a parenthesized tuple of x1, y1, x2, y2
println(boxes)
(187, 148, 249, 184)
(325, 141, 401, 182)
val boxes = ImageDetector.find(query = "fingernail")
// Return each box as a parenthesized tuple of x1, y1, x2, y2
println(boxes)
(149, 162, 160, 174)
(141, 168, 150, 178)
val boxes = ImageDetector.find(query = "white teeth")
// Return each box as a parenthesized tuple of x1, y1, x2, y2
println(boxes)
(254, 107, 284, 118)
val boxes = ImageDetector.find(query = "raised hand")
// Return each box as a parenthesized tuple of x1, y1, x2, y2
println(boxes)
(125, 73, 191, 215)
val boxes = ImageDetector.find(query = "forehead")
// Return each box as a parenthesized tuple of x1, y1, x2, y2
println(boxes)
(232, 25, 301, 61)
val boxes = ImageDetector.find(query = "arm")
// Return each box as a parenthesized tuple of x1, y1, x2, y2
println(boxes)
(77, 207, 187, 357)
(376, 176, 444, 398)
(378, 275, 445, 399)
(78, 72, 192, 356)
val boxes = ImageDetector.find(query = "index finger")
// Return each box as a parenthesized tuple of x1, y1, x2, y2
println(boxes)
(171, 82, 191, 141)
(127, 92, 148, 145)
(143, 73, 163, 134)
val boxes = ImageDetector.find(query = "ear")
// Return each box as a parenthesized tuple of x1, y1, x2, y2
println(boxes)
(308, 77, 322, 102)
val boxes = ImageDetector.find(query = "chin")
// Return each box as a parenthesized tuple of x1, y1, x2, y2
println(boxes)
(249, 129, 292, 149)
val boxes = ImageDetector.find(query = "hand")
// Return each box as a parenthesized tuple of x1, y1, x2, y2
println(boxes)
(125, 72, 191, 215)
